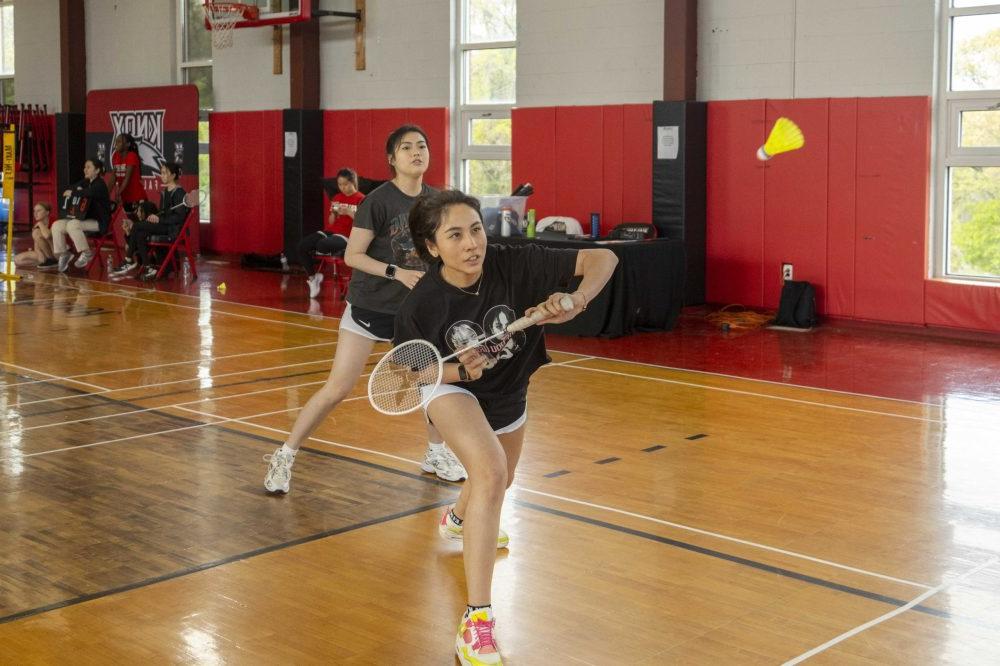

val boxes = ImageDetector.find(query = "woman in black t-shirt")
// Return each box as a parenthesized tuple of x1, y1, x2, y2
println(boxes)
(396, 190, 617, 665)
(263, 125, 467, 494)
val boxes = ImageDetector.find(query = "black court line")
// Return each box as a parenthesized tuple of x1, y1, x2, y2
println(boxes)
(642, 445, 666, 452)
(0, 497, 454, 626)
(6, 372, 968, 626)
(594, 457, 621, 465)
(686, 434, 708, 440)
(515, 500, 948, 620)
(544, 470, 571, 478)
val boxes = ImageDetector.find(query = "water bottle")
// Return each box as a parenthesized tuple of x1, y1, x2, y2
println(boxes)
(590, 212, 601, 239)
(280, 253, 290, 272)
(105, 252, 114, 274)
(526, 209, 536, 239)
(181, 260, 191, 283)
(500, 207, 512, 237)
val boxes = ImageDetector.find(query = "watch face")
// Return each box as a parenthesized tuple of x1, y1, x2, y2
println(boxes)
(386, 264, 396, 278)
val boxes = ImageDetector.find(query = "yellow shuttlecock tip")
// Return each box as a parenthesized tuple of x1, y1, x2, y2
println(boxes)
(757, 117, 805, 161)
(217, 282, 227, 294)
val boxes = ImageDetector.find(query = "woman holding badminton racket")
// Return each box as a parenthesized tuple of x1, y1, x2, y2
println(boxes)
(111, 161, 191, 279)
(262, 124, 467, 494)
(387, 189, 616, 665)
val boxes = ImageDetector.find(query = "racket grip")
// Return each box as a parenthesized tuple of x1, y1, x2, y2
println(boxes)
(507, 295, 579, 332)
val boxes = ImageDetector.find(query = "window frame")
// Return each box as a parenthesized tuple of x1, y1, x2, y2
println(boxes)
(453, 0, 516, 195)
(178, 0, 212, 222)
(0, 1, 14, 104)
(933, 1, 1000, 281)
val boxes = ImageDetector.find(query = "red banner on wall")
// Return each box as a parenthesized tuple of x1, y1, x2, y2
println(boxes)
(85, 85, 200, 201)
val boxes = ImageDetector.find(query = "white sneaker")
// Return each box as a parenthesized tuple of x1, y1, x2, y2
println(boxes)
(57, 252, 73, 273)
(307, 272, 324, 298)
(110, 259, 138, 277)
(74, 250, 94, 268)
(440, 507, 510, 549)
(421, 444, 467, 482)
(263, 447, 296, 493)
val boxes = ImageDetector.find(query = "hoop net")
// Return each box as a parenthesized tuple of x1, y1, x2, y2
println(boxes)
(205, 3, 259, 49)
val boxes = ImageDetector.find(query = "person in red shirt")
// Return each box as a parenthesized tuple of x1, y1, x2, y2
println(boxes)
(111, 133, 146, 213)
(299, 167, 366, 298)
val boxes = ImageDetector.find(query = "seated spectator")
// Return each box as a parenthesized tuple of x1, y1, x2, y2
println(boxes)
(52, 158, 112, 272)
(15, 202, 57, 269)
(110, 200, 158, 278)
(111, 162, 187, 280)
(300, 168, 365, 298)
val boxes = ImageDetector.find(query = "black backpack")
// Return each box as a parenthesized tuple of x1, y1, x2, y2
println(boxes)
(774, 280, 818, 329)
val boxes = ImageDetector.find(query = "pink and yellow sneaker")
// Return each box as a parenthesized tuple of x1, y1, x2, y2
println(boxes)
(440, 508, 510, 549)
(456, 607, 502, 666)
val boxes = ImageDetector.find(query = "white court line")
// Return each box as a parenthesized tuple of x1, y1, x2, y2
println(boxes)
(10, 356, 339, 408)
(2, 341, 338, 389)
(0, 361, 108, 392)
(7, 382, 938, 592)
(174, 405, 421, 467)
(555, 363, 944, 423)
(547, 348, 950, 410)
(517, 488, 931, 589)
(783, 556, 1000, 665)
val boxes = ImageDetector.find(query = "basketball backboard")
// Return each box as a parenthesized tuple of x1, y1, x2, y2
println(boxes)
(204, 0, 310, 29)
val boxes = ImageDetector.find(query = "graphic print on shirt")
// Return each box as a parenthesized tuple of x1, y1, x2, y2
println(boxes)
(445, 305, 525, 370)
(388, 211, 424, 269)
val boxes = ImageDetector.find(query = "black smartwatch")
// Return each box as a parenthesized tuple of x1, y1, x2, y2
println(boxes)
(457, 364, 470, 382)
(385, 264, 397, 280)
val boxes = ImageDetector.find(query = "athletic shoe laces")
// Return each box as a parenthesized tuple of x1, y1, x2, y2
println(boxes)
(470, 616, 497, 651)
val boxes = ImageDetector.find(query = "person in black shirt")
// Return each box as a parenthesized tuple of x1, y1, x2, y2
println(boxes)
(52, 158, 112, 272)
(263, 125, 467, 494)
(396, 189, 617, 665)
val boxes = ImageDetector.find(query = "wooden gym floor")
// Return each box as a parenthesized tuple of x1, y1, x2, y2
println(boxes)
(2, 272, 999, 664)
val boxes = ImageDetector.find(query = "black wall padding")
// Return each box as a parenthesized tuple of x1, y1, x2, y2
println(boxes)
(652, 101, 707, 305)
(283, 109, 324, 264)
(55, 113, 86, 198)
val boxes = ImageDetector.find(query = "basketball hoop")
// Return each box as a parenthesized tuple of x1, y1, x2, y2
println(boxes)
(205, 2, 260, 49)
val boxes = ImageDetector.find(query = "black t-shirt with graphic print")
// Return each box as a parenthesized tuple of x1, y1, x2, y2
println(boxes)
(394, 243, 579, 403)
(346, 181, 436, 314)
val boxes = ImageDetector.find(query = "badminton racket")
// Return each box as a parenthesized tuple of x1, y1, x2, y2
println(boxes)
(368, 295, 575, 416)
(170, 188, 207, 210)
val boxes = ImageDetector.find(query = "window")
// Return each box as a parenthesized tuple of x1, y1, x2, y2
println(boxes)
(179, 0, 212, 221)
(936, 2, 1000, 281)
(0, 2, 14, 104)
(455, 0, 516, 196)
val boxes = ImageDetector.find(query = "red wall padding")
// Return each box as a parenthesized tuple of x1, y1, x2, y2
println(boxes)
(703, 96, 979, 330)
(705, 100, 766, 307)
(512, 104, 652, 236)
(205, 111, 284, 254)
(323, 108, 449, 190)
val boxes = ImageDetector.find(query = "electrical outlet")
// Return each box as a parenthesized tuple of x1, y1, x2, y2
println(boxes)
(782, 263, 793, 281)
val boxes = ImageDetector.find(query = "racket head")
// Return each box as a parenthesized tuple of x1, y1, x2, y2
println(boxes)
(184, 189, 207, 207)
(367, 339, 444, 416)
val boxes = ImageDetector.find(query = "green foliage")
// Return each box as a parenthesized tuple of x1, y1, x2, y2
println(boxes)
(468, 160, 511, 196)
(470, 118, 511, 147)
(951, 199, 1000, 278)
(467, 49, 515, 104)
(466, 0, 515, 42)
(953, 26, 1000, 90)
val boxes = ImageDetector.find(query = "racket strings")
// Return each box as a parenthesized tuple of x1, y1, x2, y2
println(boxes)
(368, 341, 441, 414)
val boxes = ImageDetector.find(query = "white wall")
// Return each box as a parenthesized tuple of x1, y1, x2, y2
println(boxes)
(517, 0, 664, 107)
(13, 0, 61, 111)
(319, 0, 451, 109)
(697, 0, 936, 100)
(212, 24, 290, 111)
(85, 0, 178, 91)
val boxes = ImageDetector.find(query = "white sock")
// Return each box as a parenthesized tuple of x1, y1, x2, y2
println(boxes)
(429, 441, 445, 452)
(280, 443, 297, 457)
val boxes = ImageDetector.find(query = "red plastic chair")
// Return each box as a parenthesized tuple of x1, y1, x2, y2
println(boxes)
(149, 208, 198, 279)
(84, 204, 125, 273)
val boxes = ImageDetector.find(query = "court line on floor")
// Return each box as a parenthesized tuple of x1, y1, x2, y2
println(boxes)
(546, 347, 954, 410)
(1, 341, 338, 389)
(3, 385, 960, 624)
(0, 499, 454, 626)
(0, 361, 108, 392)
(517, 489, 929, 589)
(783, 556, 1000, 665)
(10, 356, 345, 407)
(37, 277, 342, 333)
(553, 363, 944, 423)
